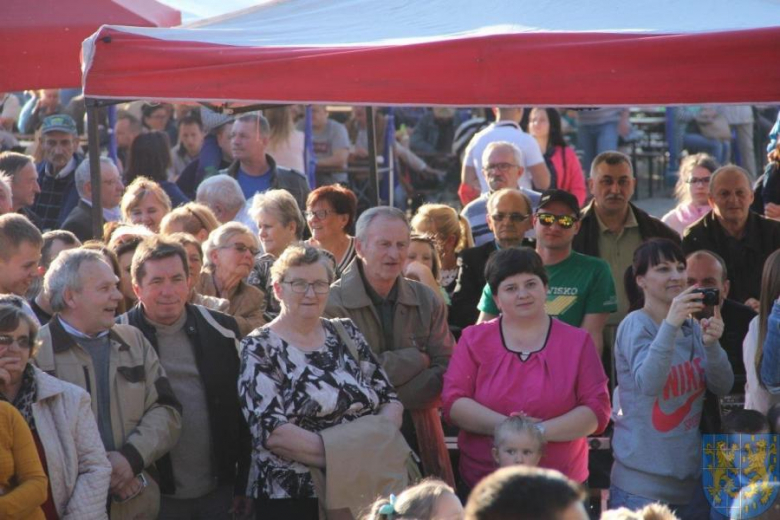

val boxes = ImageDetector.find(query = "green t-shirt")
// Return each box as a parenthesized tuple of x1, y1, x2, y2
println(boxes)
(477, 251, 618, 327)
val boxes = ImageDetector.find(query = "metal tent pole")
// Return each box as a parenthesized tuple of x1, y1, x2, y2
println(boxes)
(366, 106, 379, 207)
(86, 101, 103, 239)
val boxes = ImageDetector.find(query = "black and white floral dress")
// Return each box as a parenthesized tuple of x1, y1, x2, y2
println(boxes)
(238, 318, 399, 500)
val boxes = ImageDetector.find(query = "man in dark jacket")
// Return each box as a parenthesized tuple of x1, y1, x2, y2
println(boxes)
(62, 157, 124, 242)
(449, 188, 534, 334)
(211, 113, 309, 211)
(119, 236, 252, 518)
(682, 165, 780, 311)
(30, 114, 83, 230)
(572, 152, 678, 376)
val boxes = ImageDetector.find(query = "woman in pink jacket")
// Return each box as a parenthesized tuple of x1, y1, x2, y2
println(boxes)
(521, 108, 587, 205)
(442, 248, 610, 490)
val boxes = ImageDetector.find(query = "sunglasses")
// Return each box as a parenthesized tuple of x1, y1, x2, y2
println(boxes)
(490, 213, 528, 223)
(536, 213, 578, 229)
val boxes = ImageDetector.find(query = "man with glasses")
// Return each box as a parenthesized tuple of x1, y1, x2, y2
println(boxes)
(462, 141, 541, 246)
(30, 114, 83, 231)
(683, 165, 780, 311)
(119, 236, 252, 519)
(475, 190, 617, 355)
(450, 188, 534, 332)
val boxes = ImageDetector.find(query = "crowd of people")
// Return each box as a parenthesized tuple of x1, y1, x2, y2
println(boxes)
(0, 99, 778, 520)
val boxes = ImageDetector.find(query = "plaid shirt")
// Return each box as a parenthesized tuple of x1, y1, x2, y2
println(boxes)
(32, 155, 81, 231)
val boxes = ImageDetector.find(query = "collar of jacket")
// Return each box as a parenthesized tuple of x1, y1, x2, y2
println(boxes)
(31, 365, 68, 402)
(226, 153, 278, 181)
(338, 260, 420, 310)
(125, 303, 199, 347)
(50, 314, 129, 354)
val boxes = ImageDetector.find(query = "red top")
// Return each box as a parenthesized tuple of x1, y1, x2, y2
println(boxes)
(442, 317, 611, 487)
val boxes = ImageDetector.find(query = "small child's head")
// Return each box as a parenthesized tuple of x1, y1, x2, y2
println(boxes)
(722, 409, 770, 435)
(363, 479, 463, 520)
(492, 416, 545, 468)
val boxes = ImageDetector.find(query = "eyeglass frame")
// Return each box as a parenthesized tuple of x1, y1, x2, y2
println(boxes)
(0, 335, 33, 350)
(489, 212, 529, 223)
(685, 176, 711, 185)
(218, 243, 260, 257)
(281, 279, 331, 294)
(483, 162, 520, 173)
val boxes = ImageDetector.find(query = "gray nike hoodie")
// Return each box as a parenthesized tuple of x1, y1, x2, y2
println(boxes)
(612, 309, 734, 505)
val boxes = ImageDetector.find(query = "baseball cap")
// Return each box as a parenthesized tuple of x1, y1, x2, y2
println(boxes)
(41, 114, 78, 135)
(537, 189, 580, 215)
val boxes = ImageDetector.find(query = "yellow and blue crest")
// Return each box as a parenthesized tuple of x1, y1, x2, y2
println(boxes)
(703, 434, 780, 519)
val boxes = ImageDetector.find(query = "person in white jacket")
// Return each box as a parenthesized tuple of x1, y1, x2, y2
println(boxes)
(0, 298, 111, 519)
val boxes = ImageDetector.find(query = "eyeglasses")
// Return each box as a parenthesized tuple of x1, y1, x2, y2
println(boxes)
(0, 335, 33, 350)
(282, 279, 331, 294)
(490, 212, 528, 223)
(305, 209, 333, 220)
(484, 162, 519, 173)
(536, 213, 578, 229)
(219, 243, 259, 256)
(686, 177, 711, 185)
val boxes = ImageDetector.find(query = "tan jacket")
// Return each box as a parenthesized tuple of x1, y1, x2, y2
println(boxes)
(34, 316, 182, 519)
(196, 270, 265, 337)
(325, 261, 453, 410)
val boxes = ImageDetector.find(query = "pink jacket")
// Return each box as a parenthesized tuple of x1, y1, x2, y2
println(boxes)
(549, 146, 587, 205)
(442, 318, 610, 487)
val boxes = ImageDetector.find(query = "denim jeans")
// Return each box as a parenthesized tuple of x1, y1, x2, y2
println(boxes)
(683, 133, 730, 165)
(578, 121, 619, 175)
(760, 300, 780, 392)
(608, 485, 710, 520)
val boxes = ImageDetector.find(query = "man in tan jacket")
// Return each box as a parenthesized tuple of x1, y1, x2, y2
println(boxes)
(35, 248, 182, 519)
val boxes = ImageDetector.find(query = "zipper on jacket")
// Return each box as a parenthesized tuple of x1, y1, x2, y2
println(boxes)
(82, 366, 92, 396)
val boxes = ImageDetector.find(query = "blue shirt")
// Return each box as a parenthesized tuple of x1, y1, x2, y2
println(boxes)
(237, 167, 271, 200)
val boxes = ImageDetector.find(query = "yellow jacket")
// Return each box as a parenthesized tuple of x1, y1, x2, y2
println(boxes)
(0, 401, 47, 520)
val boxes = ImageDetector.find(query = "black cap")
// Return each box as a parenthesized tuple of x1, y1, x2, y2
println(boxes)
(538, 189, 580, 215)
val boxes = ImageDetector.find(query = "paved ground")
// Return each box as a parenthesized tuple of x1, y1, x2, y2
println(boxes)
(634, 194, 676, 220)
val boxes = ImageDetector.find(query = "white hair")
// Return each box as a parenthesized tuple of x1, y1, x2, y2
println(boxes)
(481, 141, 525, 170)
(354, 206, 409, 243)
(196, 174, 246, 213)
(202, 221, 259, 269)
(75, 157, 117, 198)
(44, 249, 110, 313)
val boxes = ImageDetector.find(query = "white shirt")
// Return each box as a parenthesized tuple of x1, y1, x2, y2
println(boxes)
(463, 121, 545, 194)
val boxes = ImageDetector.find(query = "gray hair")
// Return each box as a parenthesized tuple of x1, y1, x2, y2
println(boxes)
(482, 141, 525, 170)
(75, 157, 117, 198)
(196, 174, 246, 213)
(590, 151, 633, 178)
(202, 221, 259, 269)
(270, 244, 335, 285)
(45, 249, 109, 313)
(249, 189, 305, 240)
(355, 206, 409, 243)
(709, 164, 752, 196)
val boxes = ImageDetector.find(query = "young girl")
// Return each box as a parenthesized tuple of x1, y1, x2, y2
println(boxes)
(492, 416, 545, 469)
(403, 234, 448, 304)
(363, 479, 463, 520)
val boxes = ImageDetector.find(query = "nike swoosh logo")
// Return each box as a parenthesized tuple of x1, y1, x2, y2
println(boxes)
(652, 387, 705, 433)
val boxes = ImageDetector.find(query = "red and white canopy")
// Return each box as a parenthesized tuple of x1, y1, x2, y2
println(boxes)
(2, 0, 180, 91)
(82, 0, 780, 106)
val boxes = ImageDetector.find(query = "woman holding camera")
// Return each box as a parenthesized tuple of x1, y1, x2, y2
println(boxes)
(610, 239, 733, 519)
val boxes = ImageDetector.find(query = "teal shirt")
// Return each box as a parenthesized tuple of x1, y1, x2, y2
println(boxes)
(478, 251, 617, 326)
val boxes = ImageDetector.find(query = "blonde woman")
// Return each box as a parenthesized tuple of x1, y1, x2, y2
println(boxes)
(120, 176, 172, 233)
(159, 202, 220, 241)
(411, 204, 473, 311)
(661, 154, 719, 236)
(265, 107, 305, 172)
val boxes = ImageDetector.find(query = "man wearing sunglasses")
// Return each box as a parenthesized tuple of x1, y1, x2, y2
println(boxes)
(450, 188, 535, 333)
(476, 190, 617, 355)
